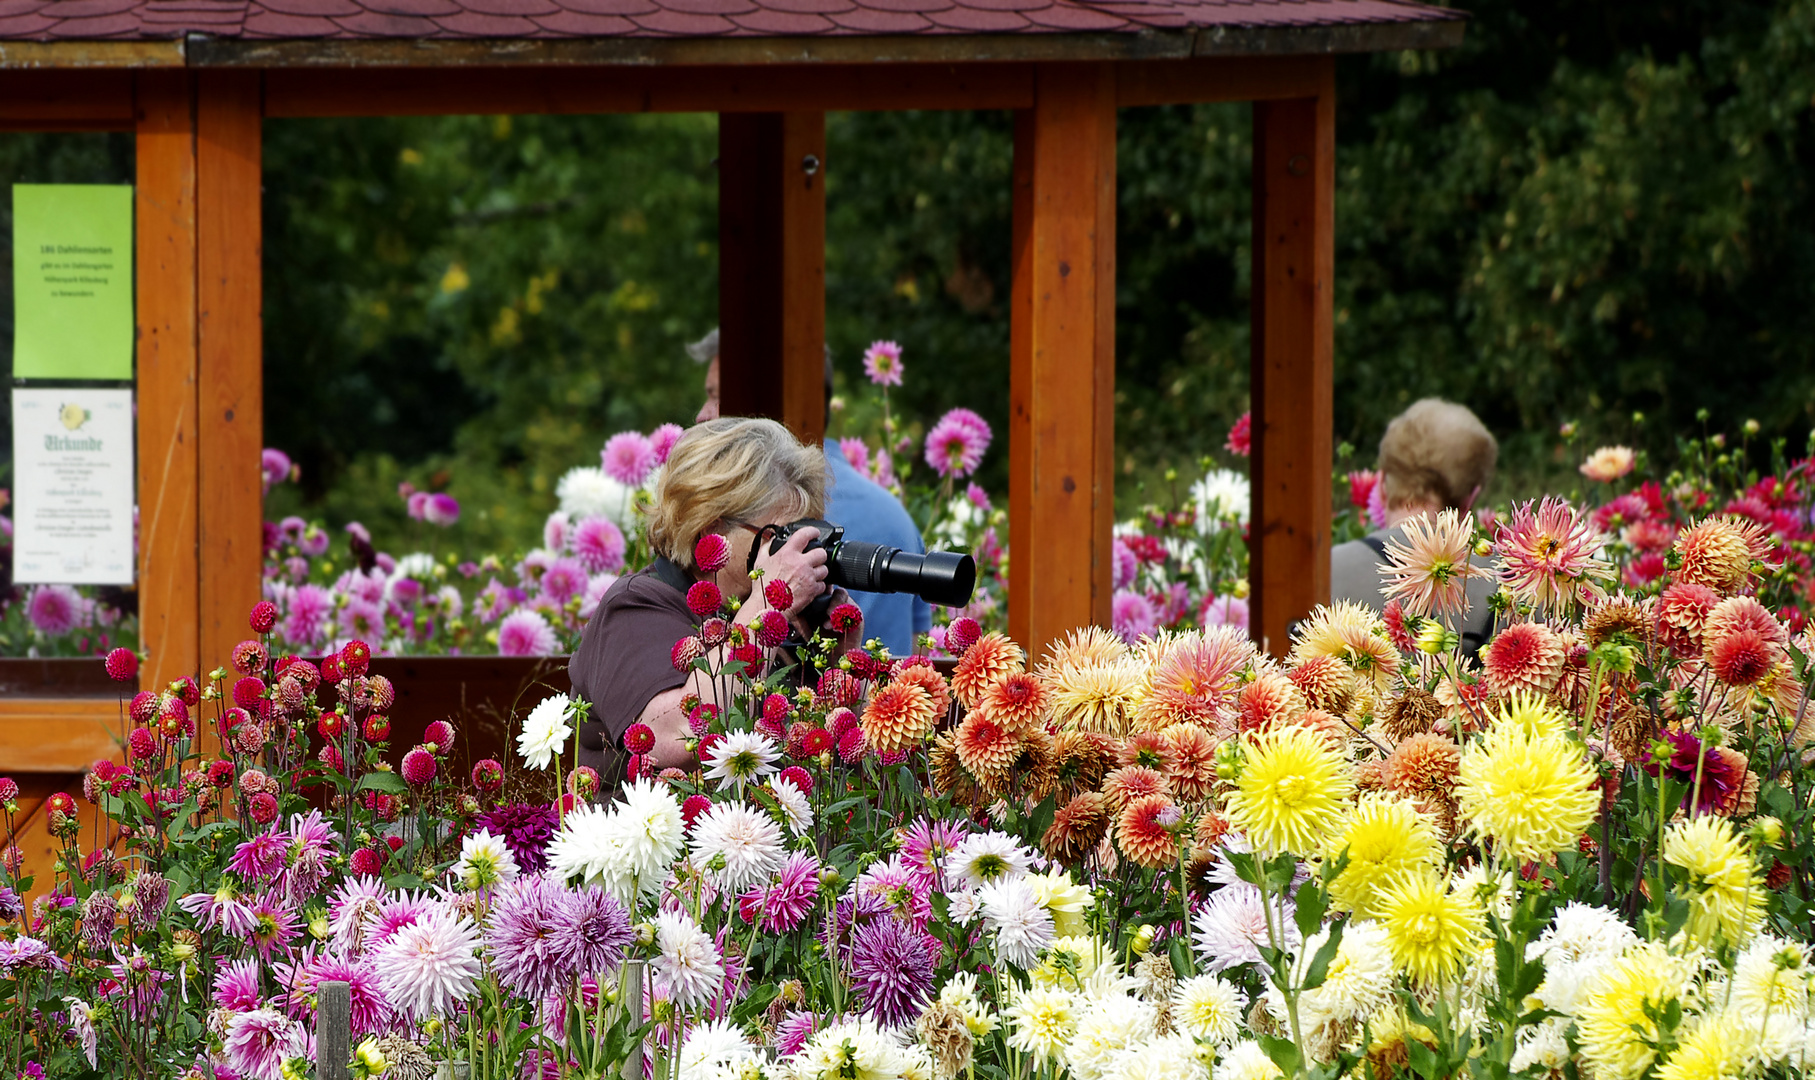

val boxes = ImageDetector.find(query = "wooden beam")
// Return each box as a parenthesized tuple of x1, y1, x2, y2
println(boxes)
(196, 71, 264, 676)
(0, 700, 121, 771)
(135, 71, 201, 692)
(1249, 59, 1335, 655)
(1007, 63, 1115, 659)
(265, 64, 1036, 118)
(0, 71, 135, 130)
(717, 111, 826, 446)
(1115, 56, 1327, 108)
(0, 39, 186, 70)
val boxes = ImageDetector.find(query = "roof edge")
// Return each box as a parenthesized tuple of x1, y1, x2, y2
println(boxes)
(183, 21, 1459, 68)
(0, 39, 185, 67)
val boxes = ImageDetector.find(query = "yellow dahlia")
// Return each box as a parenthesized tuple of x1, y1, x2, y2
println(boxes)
(1325, 794, 1441, 917)
(861, 681, 939, 756)
(1289, 601, 1401, 693)
(1040, 625, 1129, 674)
(1454, 722, 1599, 861)
(1655, 1013, 1753, 1080)
(1046, 659, 1144, 736)
(1576, 942, 1697, 1080)
(1224, 725, 1353, 856)
(1373, 869, 1485, 985)
(1663, 815, 1766, 947)
(1494, 692, 1568, 739)
(952, 633, 1024, 710)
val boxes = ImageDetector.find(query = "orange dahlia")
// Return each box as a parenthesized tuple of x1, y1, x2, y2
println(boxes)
(862, 681, 940, 755)
(1655, 581, 1721, 657)
(1163, 723, 1220, 802)
(1102, 764, 1170, 807)
(1191, 807, 1229, 853)
(1289, 601, 1402, 692)
(1288, 655, 1354, 714)
(1382, 732, 1461, 801)
(1702, 595, 1788, 655)
(954, 709, 1022, 783)
(1116, 730, 1177, 772)
(1674, 516, 1770, 595)
(1709, 630, 1777, 687)
(929, 731, 983, 806)
(979, 671, 1050, 735)
(1042, 790, 1112, 865)
(1116, 793, 1182, 869)
(891, 662, 953, 717)
(1133, 627, 1250, 731)
(1237, 665, 1309, 733)
(951, 633, 1024, 709)
(1480, 622, 1565, 698)
(1291, 708, 1350, 752)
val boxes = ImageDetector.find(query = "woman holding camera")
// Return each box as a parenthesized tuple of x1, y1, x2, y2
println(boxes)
(568, 417, 862, 790)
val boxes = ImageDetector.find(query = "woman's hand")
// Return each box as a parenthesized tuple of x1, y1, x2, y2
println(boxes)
(751, 525, 829, 616)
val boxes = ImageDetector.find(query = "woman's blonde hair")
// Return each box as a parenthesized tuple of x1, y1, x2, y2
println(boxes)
(1377, 398, 1497, 511)
(648, 417, 827, 569)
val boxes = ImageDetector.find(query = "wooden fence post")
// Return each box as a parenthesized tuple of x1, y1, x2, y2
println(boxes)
(1249, 58, 1335, 655)
(1008, 63, 1117, 660)
(317, 979, 351, 1080)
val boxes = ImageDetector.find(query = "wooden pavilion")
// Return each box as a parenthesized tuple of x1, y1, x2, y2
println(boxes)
(0, 0, 1462, 877)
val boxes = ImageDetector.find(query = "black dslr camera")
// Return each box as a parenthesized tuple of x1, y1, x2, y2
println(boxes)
(750, 518, 977, 626)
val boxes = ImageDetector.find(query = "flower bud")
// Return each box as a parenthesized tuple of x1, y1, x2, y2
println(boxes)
(1753, 816, 1785, 848)
(1130, 924, 1155, 956)
(356, 1039, 389, 1075)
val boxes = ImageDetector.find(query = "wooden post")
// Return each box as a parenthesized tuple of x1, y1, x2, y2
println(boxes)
(135, 71, 200, 691)
(1008, 63, 1116, 659)
(717, 111, 826, 446)
(1249, 59, 1336, 655)
(196, 71, 263, 674)
(317, 979, 351, 1080)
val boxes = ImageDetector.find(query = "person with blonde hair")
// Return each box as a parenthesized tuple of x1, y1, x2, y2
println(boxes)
(1330, 398, 1499, 652)
(568, 417, 861, 787)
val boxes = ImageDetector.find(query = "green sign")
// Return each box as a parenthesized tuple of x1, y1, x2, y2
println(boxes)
(12, 183, 133, 381)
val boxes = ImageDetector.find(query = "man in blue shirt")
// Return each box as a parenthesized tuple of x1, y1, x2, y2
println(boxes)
(690, 330, 932, 657)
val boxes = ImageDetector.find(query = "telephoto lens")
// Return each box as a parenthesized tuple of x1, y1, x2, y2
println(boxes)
(762, 519, 977, 609)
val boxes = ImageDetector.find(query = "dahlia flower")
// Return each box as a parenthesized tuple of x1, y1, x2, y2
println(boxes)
(1191, 468, 1251, 530)
(943, 830, 1033, 889)
(861, 681, 939, 756)
(1493, 497, 1610, 612)
(652, 910, 724, 1009)
(679, 1018, 758, 1080)
(553, 883, 632, 979)
(765, 773, 814, 834)
(602, 431, 659, 487)
(452, 828, 520, 891)
(690, 801, 785, 893)
(1480, 621, 1566, 697)
(702, 730, 781, 791)
(1663, 815, 1766, 947)
(26, 584, 82, 635)
(1325, 795, 1440, 916)
(1579, 445, 1636, 483)
(753, 850, 822, 933)
(1004, 986, 1079, 1065)
(223, 1008, 305, 1080)
(1379, 508, 1491, 619)
(1171, 973, 1245, 1045)
(1192, 883, 1299, 972)
(863, 340, 904, 386)
(1225, 725, 1353, 856)
(1575, 942, 1697, 1080)
(483, 873, 573, 998)
(498, 609, 560, 656)
(1455, 721, 1599, 861)
(517, 693, 573, 770)
(370, 906, 483, 1021)
(924, 408, 992, 478)
(847, 914, 936, 1026)
(1373, 869, 1485, 985)
(1110, 589, 1159, 645)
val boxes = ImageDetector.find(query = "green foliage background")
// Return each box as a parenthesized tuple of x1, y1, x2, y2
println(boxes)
(5, 0, 1815, 556)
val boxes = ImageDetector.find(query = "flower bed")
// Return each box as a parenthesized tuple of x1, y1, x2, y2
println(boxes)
(2, 500, 1814, 1080)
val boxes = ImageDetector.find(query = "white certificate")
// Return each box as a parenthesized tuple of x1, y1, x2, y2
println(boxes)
(11, 387, 135, 585)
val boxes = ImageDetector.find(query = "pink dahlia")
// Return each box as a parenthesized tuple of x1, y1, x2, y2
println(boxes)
(1225, 411, 1252, 456)
(423, 493, 460, 527)
(756, 851, 821, 932)
(649, 423, 685, 464)
(1111, 588, 1158, 645)
(572, 516, 627, 574)
(602, 431, 659, 486)
(104, 647, 138, 683)
(924, 408, 992, 479)
(840, 437, 871, 473)
(497, 610, 559, 656)
(260, 448, 292, 494)
(863, 340, 904, 386)
(26, 585, 82, 635)
(1493, 497, 1611, 612)
(540, 557, 588, 605)
(223, 1008, 304, 1080)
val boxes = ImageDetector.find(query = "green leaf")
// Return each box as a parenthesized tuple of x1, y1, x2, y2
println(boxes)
(356, 770, 409, 795)
(1294, 877, 1330, 941)
(1300, 918, 1345, 992)
(1257, 1032, 1301, 1078)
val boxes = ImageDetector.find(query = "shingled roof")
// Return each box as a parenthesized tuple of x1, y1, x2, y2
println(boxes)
(0, 0, 1460, 45)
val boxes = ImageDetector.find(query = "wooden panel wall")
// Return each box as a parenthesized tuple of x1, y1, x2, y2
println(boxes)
(1007, 63, 1116, 659)
(196, 71, 264, 670)
(1249, 59, 1335, 654)
(717, 112, 827, 447)
(134, 71, 200, 691)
